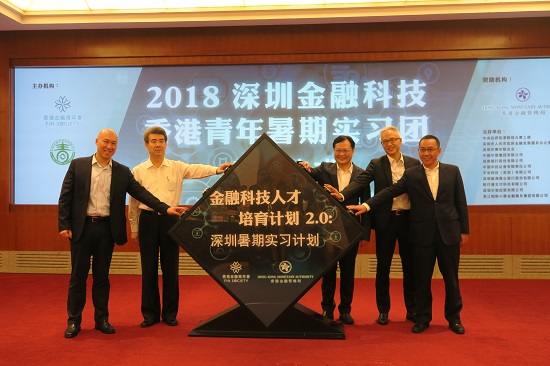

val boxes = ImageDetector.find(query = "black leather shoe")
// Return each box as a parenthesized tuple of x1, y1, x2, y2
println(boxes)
(339, 313, 354, 325)
(377, 313, 389, 325)
(449, 323, 465, 334)
(140, 319, 159, 328)
(321, 310, 334, 320)
(412, 322, 429, 333)
(163, 319, 179, 326)
(406, 312, 416, 322)
(64, 323, 81, 338)
(95, 319, 115, 334)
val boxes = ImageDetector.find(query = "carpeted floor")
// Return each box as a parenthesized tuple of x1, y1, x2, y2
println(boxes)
(1, 273, 548, 366)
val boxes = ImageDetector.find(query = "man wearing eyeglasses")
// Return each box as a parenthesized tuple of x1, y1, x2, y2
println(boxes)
(299, 135, 371, 325)
(347, 135, 469, 335)
(325, 126, 420, 327)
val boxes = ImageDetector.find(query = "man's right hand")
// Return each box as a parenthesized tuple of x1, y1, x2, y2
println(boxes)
(324, 184, 343, 201)
(59, 230, 72, 239)
(131, 232, 139, 245)
(297, 161, 311, 173)
(347, 204, 368, 215)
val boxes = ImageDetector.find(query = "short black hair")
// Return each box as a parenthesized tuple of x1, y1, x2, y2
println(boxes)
(332, 135, 355, 149)
(419, 134, 440, 147)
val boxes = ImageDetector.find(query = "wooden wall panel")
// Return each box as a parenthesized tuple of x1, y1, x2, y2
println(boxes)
(465, 213, 513, 255)
(1, 17, 550, 254)
(511, 215, 550, 255)
(13, 208, 63, 251)
(2, 31, 78, 58)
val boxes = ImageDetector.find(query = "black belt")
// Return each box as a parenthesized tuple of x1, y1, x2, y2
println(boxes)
(86, 216, 110, 223)
(141, 209, 162, 216)
(391, 210, 410, 216)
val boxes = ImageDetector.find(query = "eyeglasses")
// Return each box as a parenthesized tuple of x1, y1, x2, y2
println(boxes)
(418, 147, 440, 153)
(334, 149, 353, 154)
(381, 137, 401, 145)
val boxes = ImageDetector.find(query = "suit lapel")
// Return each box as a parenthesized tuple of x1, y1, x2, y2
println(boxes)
(350, 164, 361, 181)
(381, 156, 393, 186)
(418, 165, 434, 200)
(83, 156, 93, 199)
(328, 163, 339, 189)
(109, 160, 118, 205)
(404, 156, 415, 169)
(435, 163, 447, 200)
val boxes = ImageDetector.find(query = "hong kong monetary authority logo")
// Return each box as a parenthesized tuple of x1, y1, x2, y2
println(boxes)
(50, 139, 75, 165)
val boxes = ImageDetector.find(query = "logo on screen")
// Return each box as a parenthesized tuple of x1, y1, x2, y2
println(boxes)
(50, 139, 75, 165)
(516, 88, 531, 102)
(54, 96, 71, 112)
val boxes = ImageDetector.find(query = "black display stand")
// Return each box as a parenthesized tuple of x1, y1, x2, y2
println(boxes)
(190, 303, 344, 339)
(169, 134, 366, 339)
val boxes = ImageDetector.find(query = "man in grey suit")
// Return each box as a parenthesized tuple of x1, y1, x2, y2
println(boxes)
(327, 126, 419, 326)
(58, 128, 183, 338)
(348, 135, 469, 335)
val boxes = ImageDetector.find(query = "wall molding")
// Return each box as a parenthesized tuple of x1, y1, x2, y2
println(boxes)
(1, 251, 549, 279)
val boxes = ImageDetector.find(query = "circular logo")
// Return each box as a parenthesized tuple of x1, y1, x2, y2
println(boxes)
(192, 228, 203, 239)
(279, 260, 292, 274)
(417, 62, 440, 84)
(50, 139, 75, 165)
(260, 65, 280, 79)
(516, 87, 530, 102)
(210, 245, 230, 261)
(329, 231, 342, 242)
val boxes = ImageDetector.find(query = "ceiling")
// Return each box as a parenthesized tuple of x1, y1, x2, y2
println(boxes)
(1, 1, 550, 31)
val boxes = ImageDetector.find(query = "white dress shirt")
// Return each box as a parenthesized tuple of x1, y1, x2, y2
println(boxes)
(128, 158, 217, 233)
(424, 162, 440, 200)
(388, 153, 411, 211)
(337, 163, 354, 191)
(86, 154, 112, 217)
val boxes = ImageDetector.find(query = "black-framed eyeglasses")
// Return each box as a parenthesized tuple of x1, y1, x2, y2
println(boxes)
(381, 137, 401, 145)
(334, 149, 353, 154)
(418, 147, 440, 153)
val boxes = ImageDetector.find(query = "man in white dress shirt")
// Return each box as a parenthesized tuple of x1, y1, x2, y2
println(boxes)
(129, 126, 231, 328)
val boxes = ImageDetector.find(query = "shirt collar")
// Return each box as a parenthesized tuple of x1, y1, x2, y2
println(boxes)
(387, 153, 404, 165)
(92, 154, 112, 168)
(423, 162, 440, 172)
(337, 162, 354, 174)
(145, 158, 170, 168)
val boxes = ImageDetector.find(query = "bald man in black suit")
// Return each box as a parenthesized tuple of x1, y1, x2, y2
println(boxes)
(59, 128, 183, 338)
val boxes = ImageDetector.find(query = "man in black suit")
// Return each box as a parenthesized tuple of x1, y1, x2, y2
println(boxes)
(58, 128, 184, 338)
(327, 126, 419, 326)
(348, 135, 469, 335)
(300, 135, 371, 325)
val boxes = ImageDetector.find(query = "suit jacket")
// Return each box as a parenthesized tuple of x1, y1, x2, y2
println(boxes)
(309, 162, 371, 241)
(365, 162, 469, 246)
(340, 154, 420, 232)
(58, 156, 170, 245)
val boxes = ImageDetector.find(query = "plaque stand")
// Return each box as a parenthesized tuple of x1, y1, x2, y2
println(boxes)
(170, 134, 366, 340)
(189, 303, 345, 339)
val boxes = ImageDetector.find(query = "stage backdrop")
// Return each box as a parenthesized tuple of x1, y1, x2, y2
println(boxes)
(13, 59, 550, 205)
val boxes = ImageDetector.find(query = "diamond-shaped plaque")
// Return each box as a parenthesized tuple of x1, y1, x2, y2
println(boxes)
(169, 134, 366, 339)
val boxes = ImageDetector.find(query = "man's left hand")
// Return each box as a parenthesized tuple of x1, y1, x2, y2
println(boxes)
(461, 234, 469, 247)
(216, 162, 233, 174)
(167, 206, 186, 216)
